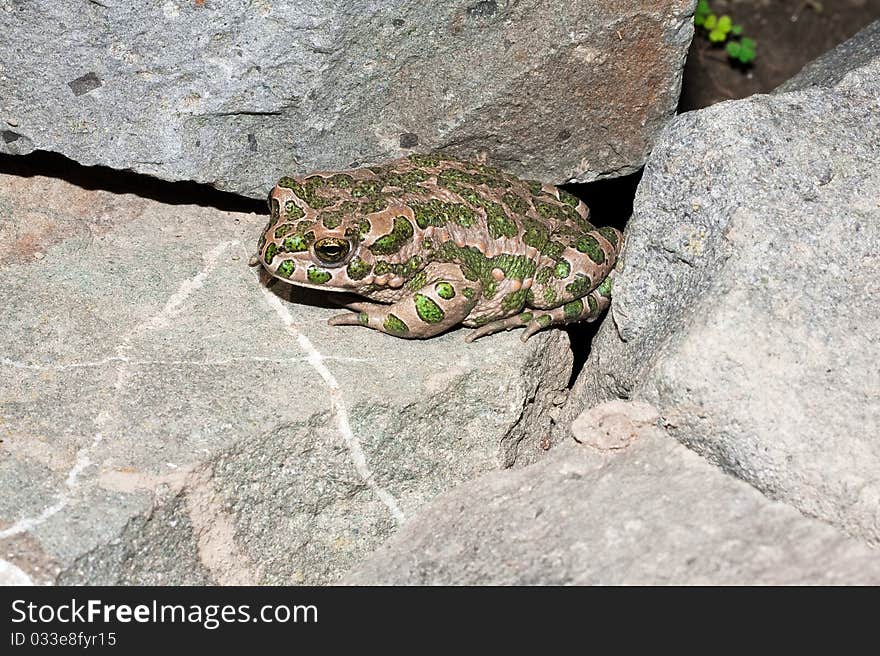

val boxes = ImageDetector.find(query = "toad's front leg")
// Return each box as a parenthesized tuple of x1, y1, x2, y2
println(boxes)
(328, 263, 480, 338)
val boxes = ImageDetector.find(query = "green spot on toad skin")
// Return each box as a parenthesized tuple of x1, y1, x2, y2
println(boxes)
(564, 299, 584, 321)
(596, 276, 613, 298)
(414, 294, 445, 323)
(545, 241, 565, 260)
(384, 313, 409, 335)
(274, 224, 293, 238)
(285, 201, 305, 220)
(519, 312, 533, 323)
(554, 260, 571, 279)
(405, 270, 428, 291)
(536, 200, 592, 231)
(307, 266, 332, 284)
(359, 197, 388, 214)
(435, 282, 456, 299)
(502, 192, 530, 215)
(588, 295, 598, 313)
(282, 235, 310, 252)
(559, 190, 580, 207)
(369, 216, 414, 255)
(526, 180, 544, 196)
(484, 201, 518, 239)
(536, 267, 552, 284)
(534, 201, 566, 222)
(437, 167, 505, 190)
(432, 243, 534, 300)
(536, 314, 552, 327)
(598, 226, 619, 248)
(384, 169, 429, 192)
(276, 260, 295, 278)
(346, 257, 372, 281)
(321, 213, 342, 229)
(358, 312, 370, 326)
(490, 253, 536, 281)
(446, 183, 481, 206)
(329, 174, 354, 188)
(522, 218, 549, 252)
(543, 287, 557, 305)
(345, 219, 372, 243)
(280, 175, 332, 209)
(352, 179, 384, 198)
(461, 287, 476, 299)
(374, 255, 422, 278)
(574, 235, 606, 264)
(501, 289, 528, 313)
(471, 315, 495, 327)
(264, 243, 278, 265)
(410, 199, 476, 229)
(459, 162, 511, 188)
(565, 274, 592, 297)
(408, 153, 442, 167)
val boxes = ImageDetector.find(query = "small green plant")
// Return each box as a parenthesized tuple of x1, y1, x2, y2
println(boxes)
(694, 0, 757, 65)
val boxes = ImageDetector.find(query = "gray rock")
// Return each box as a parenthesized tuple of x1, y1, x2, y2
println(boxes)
(346, 402, 880, 585)
(0, 172, 572, 585)
(560, 26, 880, 543)
(0, 0, 695, 197)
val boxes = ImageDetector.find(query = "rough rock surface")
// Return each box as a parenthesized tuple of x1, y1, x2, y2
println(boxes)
(346, 402, 880, 585)
(559, 25, 880, 543)
(0, 0, 695, 197)
(0, 170, 572, 585)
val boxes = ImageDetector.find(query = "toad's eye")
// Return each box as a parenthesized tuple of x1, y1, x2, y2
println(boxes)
(314, 238, 351, 266)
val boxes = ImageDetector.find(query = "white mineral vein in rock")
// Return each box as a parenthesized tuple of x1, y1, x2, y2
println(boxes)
(259, 285, 406, 524)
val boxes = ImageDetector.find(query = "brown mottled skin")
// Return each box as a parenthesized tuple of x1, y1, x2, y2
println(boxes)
(252, 154, 622, 341)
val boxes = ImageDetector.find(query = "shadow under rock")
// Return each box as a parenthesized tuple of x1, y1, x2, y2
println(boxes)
(0, 150, 267, 214)
(560, 168, 642, 387)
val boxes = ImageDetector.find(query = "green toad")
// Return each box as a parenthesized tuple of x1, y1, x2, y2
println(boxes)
(252, 154, 622, 341)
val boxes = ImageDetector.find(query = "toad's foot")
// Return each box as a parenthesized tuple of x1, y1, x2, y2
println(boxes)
(465, 287, 611, 343)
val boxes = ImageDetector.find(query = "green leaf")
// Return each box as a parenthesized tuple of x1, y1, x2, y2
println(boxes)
(718, 15, 732, 32)
(708, 28, 726, 43)
(739, 48, 756, 63)
(704, 14, 717, 29)
(727, 37, 756, 64)
(731, 24, 743, 36)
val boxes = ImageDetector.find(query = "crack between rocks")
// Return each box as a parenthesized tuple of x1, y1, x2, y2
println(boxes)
(0, 152, 266, 214)
(211, 110, 284, 117)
